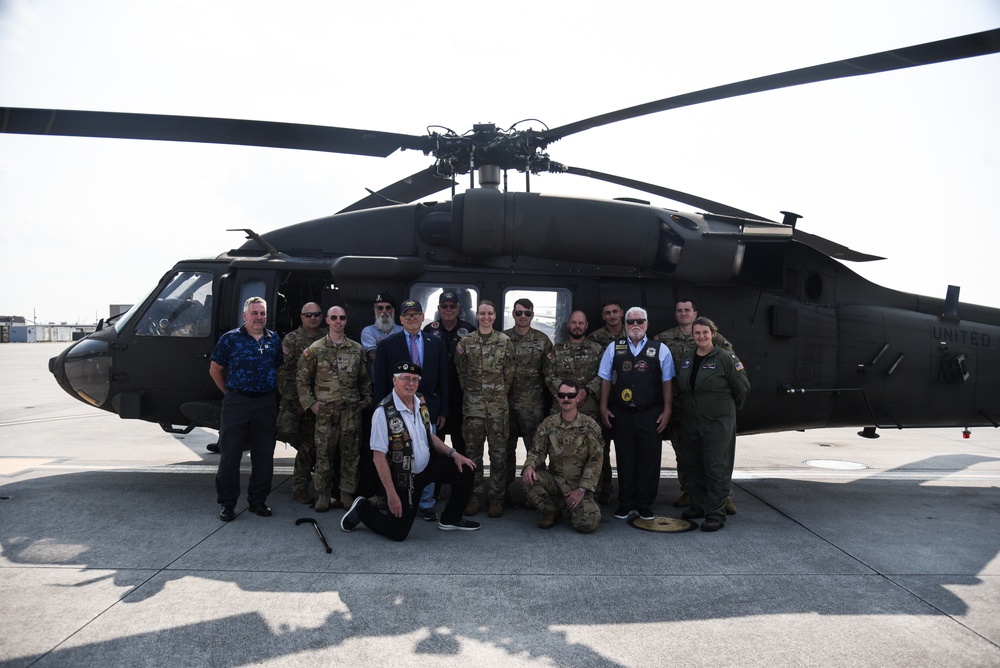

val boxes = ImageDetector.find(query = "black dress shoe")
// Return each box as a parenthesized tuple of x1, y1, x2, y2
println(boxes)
(207, 443, 220, 453)
(220, 505, 235, 521)
(248, 502, 272, 517)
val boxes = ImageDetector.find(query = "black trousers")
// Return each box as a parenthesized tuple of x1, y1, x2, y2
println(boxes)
(612, 405, 662, 508)
(215, 391, 276, 506)
(359, 454, 475, 542)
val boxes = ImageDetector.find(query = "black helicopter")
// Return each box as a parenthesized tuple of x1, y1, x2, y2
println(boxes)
(4, 28, 998, 437)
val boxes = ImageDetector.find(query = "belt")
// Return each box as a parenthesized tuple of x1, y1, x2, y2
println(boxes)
(228, 388, 274, 398)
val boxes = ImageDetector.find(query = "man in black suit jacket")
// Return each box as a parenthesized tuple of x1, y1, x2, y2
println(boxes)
(374, 299, 449, 429)
(373, 299, 450, 520)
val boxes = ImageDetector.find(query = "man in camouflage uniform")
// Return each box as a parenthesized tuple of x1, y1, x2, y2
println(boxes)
(503, 298, 553, 501)
(586, 299, 625, 504)
(542, 309, 610, 503)
(654, 299, 735, 513)
(586, 299, 625, 350)
(297, 305, 372, 512)
(455, 300, 514, 518)
(521, 380, 603, 533)
(276, 302, 327, 505)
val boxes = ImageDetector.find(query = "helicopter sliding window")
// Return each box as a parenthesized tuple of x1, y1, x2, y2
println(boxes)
(502, 288, 572, 343)
(409, 284, 479, 329)
(136, 271, 214, 338)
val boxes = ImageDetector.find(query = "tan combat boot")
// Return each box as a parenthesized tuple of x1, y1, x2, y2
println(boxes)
(315, 493, 331, 512)
(487, 500, 504, 518)
(672, 492, 691, 508)
(537, 510, 560, 529)
(725, 497, 737, 515)
(464, 497, 482, 516)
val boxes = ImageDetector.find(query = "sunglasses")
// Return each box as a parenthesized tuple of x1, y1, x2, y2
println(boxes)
(556, 391, 579, 399)
(514, 309, 533, 317)
(301, 311, 322, 318)
(439, 302, 458, 309)
(625, 318, 646, 325)
(327, 314, 347, 321)
(375, 305, 393, 311)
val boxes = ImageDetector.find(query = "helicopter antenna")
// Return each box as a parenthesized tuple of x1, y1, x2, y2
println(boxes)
(226, 228, 285, 257)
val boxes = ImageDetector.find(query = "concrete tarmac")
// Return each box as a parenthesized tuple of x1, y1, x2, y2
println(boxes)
(2, 342, 999, 667)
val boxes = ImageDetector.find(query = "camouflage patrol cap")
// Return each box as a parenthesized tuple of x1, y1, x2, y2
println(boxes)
(400, 299, 423, 313)
(439, 291, 459, 304)
(394, 361, 422, 376)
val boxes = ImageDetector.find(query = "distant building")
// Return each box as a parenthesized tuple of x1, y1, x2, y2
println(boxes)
(1, 316, 96, 343)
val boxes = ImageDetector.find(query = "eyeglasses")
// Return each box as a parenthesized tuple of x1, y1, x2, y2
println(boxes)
(400, 312, 423, 320)
(394, 374, 420, 384)
(625, 318, 646, 325)
(513, 309, 533, 317)
(556, 391, 579, 399)
(375, 305, 393, 311)
(301, 311, 322, 318)
(327, 314, 347, 321)
(438, 303, 458, 309)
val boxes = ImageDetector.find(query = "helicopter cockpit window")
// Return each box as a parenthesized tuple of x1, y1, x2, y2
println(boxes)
(502, 288, 571, 343)
(409, 284, 479, 329)
(136, 271, 214, 338)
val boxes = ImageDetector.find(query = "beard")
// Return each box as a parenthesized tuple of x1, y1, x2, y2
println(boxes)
(376, 313, 395, 333)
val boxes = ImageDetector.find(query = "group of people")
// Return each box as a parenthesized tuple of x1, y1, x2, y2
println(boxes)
(208, 292, 750, 541)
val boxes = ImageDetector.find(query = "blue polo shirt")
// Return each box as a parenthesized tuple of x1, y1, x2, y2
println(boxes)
(210, 325, 283, 393)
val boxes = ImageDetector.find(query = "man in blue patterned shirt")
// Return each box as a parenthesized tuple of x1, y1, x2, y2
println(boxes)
(209, 296, 284, 521)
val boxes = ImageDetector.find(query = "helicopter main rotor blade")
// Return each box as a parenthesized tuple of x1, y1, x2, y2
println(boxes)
(337, 166, 456, 213)
(564, 165, 770, 220)
(542, 28, 1000, 142)
(565, 165, 883, 262)
(0, 107, 430, 158)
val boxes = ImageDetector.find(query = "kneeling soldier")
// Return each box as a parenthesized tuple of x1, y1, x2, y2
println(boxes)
(521, 379, 603, 533)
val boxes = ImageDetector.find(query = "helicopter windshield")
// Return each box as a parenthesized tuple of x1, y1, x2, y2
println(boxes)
(135, 271, 214, 338)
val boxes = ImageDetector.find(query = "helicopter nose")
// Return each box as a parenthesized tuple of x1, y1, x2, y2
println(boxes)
(50, 338, 112, 408)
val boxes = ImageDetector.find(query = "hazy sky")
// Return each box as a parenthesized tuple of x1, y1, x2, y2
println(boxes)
(1, 0, 998, 324)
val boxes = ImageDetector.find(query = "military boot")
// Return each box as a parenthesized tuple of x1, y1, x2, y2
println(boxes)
(537, 509, 561, 529)
(672, 492, 691, 508)
(315, 493, 331, 512)
(292, 487, 314, 505)
(725, 497, 737, 515)
(464, 497, 482, 516)
(487, 500, 504, 518)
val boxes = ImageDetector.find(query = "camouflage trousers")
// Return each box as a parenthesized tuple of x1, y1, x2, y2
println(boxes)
(505, 401, 546, 488)
(463, 412, 509, 503)
(313, 403, 362, 498)
(277, 400, 316, 493)
(525, 471, 601, 533)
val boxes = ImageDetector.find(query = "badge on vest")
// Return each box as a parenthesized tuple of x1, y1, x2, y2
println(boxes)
(634, 360, 648, 372)
(389, 417, 404, 434)
(621, 388, 633, 402)
(645, 348, 656, 357)
(622, 361, 632, 371)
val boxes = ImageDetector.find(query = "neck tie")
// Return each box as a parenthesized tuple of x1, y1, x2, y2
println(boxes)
(409, 334, 420, 366)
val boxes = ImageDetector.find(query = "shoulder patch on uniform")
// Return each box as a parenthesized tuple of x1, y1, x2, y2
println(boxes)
(302, 348, 312, 358)
(735, 360, 745, 371)
(456, 342, 464, 354)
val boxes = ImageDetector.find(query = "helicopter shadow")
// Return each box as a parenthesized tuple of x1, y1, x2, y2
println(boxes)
(1, 452, 999, 666)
